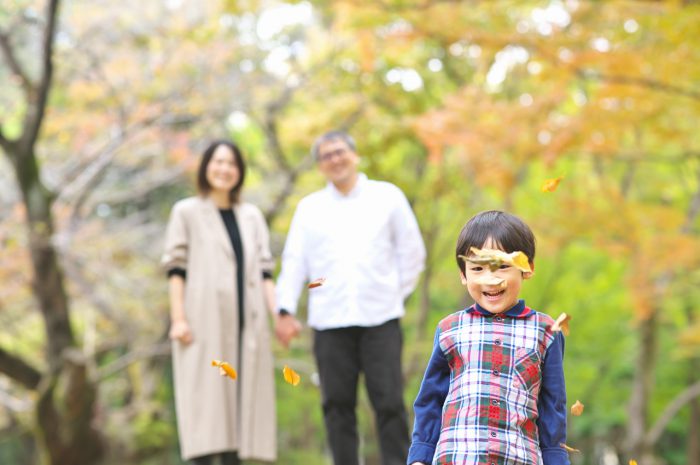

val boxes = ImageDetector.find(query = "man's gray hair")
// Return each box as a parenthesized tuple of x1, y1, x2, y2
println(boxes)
(311, 130, 357, 160)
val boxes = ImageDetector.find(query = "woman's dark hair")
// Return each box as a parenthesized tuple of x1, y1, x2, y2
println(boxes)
(197, 140, 246, 204)
(455, 210, 536, 271)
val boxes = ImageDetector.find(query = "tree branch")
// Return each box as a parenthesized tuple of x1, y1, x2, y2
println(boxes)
(576, 69, 700, 102)
(0, 346, 42, 390)
(0, 30, 33, 92)
(646, 380, 700, 446)
(96, 342, 170, 380)
(20, 0, 60, 152)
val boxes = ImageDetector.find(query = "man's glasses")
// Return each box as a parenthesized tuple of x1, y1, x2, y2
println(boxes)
(318, 147, 348, 163)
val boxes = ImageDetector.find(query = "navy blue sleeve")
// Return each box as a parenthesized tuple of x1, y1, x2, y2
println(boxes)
(407, 328, 450, 465)
(537, 331, 570, 465)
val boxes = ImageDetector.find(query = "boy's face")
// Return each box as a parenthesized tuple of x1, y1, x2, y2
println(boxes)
(460, 238, 533, 314)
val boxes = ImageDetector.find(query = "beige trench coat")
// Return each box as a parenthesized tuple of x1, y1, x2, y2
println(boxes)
(161, 196, 276, 462)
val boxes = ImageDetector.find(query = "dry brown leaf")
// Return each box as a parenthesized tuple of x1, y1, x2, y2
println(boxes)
(551, 313, 571, 336)
(283, 365, 301, 386)
(560, 443, 580, 453)
(459, 247, 532, 273)
(308, 278, 326, 289)
(471, 275, 507, 288)
(211, 359, 237, 380)
(570, 400, 584, 416)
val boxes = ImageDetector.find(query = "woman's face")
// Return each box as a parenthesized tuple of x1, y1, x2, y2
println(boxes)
(206, 145, 240, 194)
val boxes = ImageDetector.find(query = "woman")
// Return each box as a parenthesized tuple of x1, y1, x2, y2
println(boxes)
(162, 140, 277, 465)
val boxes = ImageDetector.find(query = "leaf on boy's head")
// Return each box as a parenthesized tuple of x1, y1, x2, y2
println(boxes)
(560, 443, 580, 453)
(308, 278, 326, 289)
(629, 460, 638, 465)
(471, 275, 507, 288)
(570, 400, 584, 416)
(461, 247, 532, 273)
(283, 365, 301, 386)
(541, 176, 564, 192)
(551, 313, 571, 336)
(211, 359, 237, 380)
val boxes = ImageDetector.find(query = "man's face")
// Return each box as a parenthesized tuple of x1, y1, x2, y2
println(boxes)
(316, 139, 359, 188)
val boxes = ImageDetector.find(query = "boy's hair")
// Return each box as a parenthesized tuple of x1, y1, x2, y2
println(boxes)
(455, 210, 536, 272)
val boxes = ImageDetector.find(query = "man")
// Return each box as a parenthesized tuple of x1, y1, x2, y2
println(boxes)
(275, 130, 426, 465)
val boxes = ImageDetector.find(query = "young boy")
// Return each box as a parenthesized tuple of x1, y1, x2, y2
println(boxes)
(408, 210, 569, 465)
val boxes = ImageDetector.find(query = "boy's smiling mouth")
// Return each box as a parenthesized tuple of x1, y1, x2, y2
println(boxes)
(483, 289, 506, 298)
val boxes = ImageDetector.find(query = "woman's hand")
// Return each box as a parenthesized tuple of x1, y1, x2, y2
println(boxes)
(169, 319, 193, 345)
(275, 313, 302, 348)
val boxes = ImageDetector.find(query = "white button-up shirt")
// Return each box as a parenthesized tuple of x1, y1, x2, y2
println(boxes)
(276, 173, 426, 330)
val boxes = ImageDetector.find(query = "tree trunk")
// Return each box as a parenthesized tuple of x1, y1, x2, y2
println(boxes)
(685, 304, 700, 465)
(623, 310, 657, 463)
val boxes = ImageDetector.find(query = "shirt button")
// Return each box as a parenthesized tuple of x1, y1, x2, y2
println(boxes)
(490, 431, 497, 438)
(494, 316, 502, 322)
(494, 339, 501, 345)
(492, 399, 499, 405)
(492, 370, 499, 376)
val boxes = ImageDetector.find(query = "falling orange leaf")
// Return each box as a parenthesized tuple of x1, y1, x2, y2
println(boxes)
(459, 248, 532, 273)
(541, 176, 564, 192)
(283, 365, 301, 386)
(211, 359, 237, 380)
(551, 313, 571, 336)
(571, 400, 584, 416)
(560, 443, 580, 453)
(308, 278, 326, 289)
(629, 461, 638, 465)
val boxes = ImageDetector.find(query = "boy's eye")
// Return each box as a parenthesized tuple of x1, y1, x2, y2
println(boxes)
(499, 264, 511, 269)
(470, 266, 483, 272)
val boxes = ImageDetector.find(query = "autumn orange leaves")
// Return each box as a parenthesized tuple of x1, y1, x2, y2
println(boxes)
(212, 360, 303, 387)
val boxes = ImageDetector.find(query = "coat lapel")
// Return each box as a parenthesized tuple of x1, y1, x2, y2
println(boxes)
(201, 197, 233, 258)
(233, 203, 253, 276)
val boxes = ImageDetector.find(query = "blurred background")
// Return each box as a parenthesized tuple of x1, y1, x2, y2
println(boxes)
(1, 0, 699, 464)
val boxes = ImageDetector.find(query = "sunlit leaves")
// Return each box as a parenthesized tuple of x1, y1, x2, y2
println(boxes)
(211, 360, 238, 380)
(282, 365, 301, 386)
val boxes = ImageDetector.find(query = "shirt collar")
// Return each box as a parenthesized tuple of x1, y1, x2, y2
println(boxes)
(466, 299, 534, 319)
(327, 173, 367, 198)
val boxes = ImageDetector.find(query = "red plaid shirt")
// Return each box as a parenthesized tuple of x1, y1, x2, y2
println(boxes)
(408, 300, 569, 465)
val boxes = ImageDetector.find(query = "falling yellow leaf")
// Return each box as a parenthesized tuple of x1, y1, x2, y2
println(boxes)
(629, 460, 638, 465)
(211, 359, 237, 380)
(283, 365, 301, 386)
(308, 278, 326, 289)
(570, 400, 584, 416)
(560, 443, 580, 453)
(551, 313, 571, 336)
(459, 247, 532, 273)
(541, 176, 564, 192)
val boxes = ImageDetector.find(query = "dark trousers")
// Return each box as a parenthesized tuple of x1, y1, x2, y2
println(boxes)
(313, 319, 409, 465)
(191, 452, 240, 465)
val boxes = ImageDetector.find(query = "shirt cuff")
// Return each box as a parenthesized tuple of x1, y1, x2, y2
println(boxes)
(407, 441, 435, 465)
(542, 446, 570, 465)
(167, 267, 186, 279)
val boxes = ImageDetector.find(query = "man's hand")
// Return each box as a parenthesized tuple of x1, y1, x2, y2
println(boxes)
(275, 313, 302, 348)
(169, 319, 193, 345)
